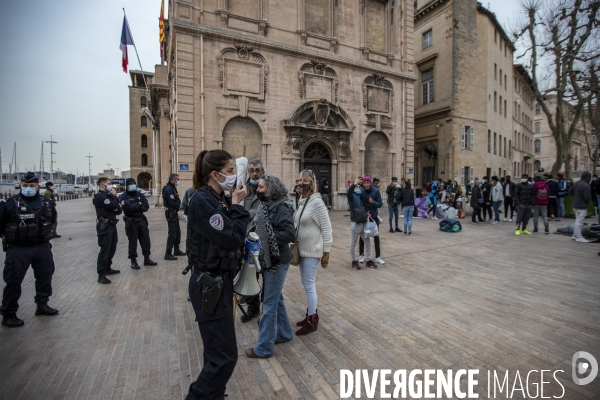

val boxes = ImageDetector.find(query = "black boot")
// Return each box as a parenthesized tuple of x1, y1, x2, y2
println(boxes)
(35, 303, 59, 316)
(1, 314, 24, 327)
(98, 275, 111, 284)
(164, 249, 177, 261)
(173, 247, 186, 256)
(144, 258, 158, 266)
(131, 259, 141, 269)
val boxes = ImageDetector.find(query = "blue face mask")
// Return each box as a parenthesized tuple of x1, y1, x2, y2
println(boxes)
(249, 178, 260, 185)
(21, 187, 37, 197)
(354, 189, 362, 195)
(128, 185, 137, 192)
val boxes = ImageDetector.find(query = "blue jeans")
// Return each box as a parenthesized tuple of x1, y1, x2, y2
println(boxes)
(254, 263, 293, 357)
(493, 201, 502, 222)
(388, 204, 399, 229)
(557, 197, 565, 218)
(403, 206, 414, 233)
(299, 257, 319, 315)
(597, 195, 600, 224)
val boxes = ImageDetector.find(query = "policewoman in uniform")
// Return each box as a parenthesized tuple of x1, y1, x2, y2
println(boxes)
(94, 177, 122, 284)
(162, 173, 186, 260)
(0, 172, 59, 328)
(120, 178, 157, 269)
(185, 150, 249, 400)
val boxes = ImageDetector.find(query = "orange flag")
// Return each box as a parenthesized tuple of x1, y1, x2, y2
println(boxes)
(159, 0, 165, 61)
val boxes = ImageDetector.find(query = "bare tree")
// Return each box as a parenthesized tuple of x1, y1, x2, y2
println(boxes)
(581, 62, 600, 175)
(513, 0, 600, 178)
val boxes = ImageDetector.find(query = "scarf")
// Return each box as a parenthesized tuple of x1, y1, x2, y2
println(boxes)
(253, 197, 288, 272)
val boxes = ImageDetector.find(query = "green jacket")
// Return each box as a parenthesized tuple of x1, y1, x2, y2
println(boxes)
(43, 189, 56, 206)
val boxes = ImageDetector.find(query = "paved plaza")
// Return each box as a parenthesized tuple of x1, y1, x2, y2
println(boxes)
(0, 197, 599, 400)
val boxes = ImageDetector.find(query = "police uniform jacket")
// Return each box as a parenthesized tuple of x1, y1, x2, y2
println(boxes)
(93, 190, 122, 220)
(0, 192, 57, 246)
(120, 190, 149, 218)
(188, 186, 249, 274)
(162, 183, 181, 211)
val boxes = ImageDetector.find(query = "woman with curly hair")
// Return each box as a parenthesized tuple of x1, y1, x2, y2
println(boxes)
(294, 170, 333, 335)
(245, 175, 295, 358)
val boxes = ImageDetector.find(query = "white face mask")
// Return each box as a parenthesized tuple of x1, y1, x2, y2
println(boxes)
(217, 172, 236, 191)
(521, 179, 528, 183)
(106, 184, 113, 191)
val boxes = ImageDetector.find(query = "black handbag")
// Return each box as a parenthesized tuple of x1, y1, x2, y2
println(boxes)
(353, 207, 367, 223)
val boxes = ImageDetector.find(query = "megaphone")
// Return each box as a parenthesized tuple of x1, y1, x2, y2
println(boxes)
(236, 157, 248, 186)
(234, 232, 261, 296)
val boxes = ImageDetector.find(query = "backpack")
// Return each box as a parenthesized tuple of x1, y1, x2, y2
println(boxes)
(536, 186, 548, 201)
(425, 181, 434, 193)
(439, 219, 462, 232)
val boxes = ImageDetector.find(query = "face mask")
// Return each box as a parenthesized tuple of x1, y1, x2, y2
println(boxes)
(105, 185, 113, 191)
(250, 178, 260, 185)
(48, 186, 54, 190)
(299, 183, 311, 193)
(21, 187, 37, 197)
(354, 189, 362, 194)
(128, 185, 137, 192)
(175, 181, 179, 186)
(217, 172, 236, 191)
(256, 192, 267, 201)
(521, 179, 528, 183)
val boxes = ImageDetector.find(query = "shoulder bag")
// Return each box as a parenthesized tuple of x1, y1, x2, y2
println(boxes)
(290, 197, 310, 266)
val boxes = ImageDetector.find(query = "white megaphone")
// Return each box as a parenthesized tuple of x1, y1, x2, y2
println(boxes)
(236, 157, 248, 186)
(234, 232, 261, 296)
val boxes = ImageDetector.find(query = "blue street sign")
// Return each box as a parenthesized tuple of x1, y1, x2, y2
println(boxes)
(179, 164, 189, 171)
(441, 171, 445, 175)
(408, 168, 414, 174)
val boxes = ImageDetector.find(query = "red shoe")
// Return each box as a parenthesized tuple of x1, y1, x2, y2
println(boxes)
(366, 260, 377, 269)
(296, 309, 308, 327)
(295, 312, 319, 336)
(352, 260, 361, 270)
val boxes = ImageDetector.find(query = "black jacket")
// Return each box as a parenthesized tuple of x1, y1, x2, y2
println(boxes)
(162, 183, 181, 210)
(386, 184, 398, 205)
(266, 201, 295, 265)
(569, 171, 593, 209)
(481, 181, 492, 201)
(397, 188, 415, 207)
(120, 190, 150, 218)
(0, 193, 57, 245)
(546, 179, 559, 197)
(93, 190, 122, 219)
(470, 185, 482, 207)
(514, 182, 534, 206)
(502, 181, 515, 197)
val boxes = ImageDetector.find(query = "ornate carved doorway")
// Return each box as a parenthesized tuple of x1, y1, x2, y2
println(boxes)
(302, 142, 332, 186)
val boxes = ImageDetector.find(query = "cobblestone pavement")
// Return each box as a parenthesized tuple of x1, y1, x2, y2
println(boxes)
(0, 198, 599, 400)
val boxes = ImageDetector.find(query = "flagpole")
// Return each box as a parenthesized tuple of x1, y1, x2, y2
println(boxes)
(123, 8, 148, 91)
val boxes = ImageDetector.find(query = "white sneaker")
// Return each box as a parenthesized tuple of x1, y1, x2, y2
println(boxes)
(491, 221, 498, 225)
(503, 218, 507, 222)
(433, 216, 439, 220)
(358, 255, 365, 263)
(572, 235, 577, 240)
(576, 237, 590, 243)
(508, 218, 513, 222)
(375, 257, 386, 265)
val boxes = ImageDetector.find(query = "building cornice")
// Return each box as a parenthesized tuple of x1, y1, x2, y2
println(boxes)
(416, 53, 438, 66)
(415, 0, 449, 21)
(172, 18, 417, 82)
(476, 3, 516, 51)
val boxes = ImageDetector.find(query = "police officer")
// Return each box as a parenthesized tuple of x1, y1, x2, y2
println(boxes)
(94, 177, 122, 284)
(0, 172, 59, 328)
(240, 158, 264, 323)
(120, 178, 157, 269)
(162, 173, 186, 260)
(186, 149, 248, 400)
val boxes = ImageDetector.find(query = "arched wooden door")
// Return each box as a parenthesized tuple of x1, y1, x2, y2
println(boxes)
(301, 142, 332, 186)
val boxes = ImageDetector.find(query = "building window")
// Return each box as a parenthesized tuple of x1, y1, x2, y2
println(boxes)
(504, 100, 507, 118)
(535, 122, 540, 134)
(494, 64, 497, 81)
(141, 116, 147, 128)
(535, 103, 540, 114)
(488, 130, 491, 153)
(504, 137, 507, 158)
(305, 0, 332, 37)
(422, 68, 434, 105)
(423, 29, 432, 49)
(534, 139, 541, 153)
(499, 69, 502, 85)
(461, 125, 474, 150)
(141, 96, 147, 108)
(141, 134, 147, 148)
(461, 166, 473, 185)
(504, 75, 507, 90)
(141, 153, 148, 166)
(494, 132, 497, 155)
(494, 91, 497, 111)
(499, 96, 503, 114)
(509, 139, 512, 158)
(534, 160, 541, 171)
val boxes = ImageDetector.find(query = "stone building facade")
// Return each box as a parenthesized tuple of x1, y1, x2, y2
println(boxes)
(146, 0, 415, 208)
(533, 94, 596, 178)
(128, 70, 155, 190)
(414, 0, 530, 188)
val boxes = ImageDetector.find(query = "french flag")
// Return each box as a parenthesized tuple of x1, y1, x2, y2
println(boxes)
(120, 16, 134, 73)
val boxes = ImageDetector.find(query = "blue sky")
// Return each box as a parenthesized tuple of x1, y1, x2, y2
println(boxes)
(0, 0, 519, 178)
